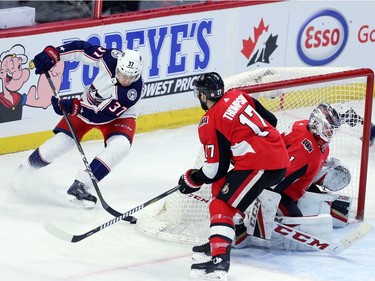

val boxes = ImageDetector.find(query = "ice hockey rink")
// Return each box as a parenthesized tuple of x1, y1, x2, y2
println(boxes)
(1, 123, 375, 281)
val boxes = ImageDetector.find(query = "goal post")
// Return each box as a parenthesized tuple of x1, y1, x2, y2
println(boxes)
(136, 67, 374, 244)
(234, 67, 374, 221)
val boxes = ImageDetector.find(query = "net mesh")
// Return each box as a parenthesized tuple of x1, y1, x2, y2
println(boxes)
(136, 67, 373, 244)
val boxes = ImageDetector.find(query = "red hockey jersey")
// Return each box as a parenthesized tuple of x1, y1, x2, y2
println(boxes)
(278, 120, 329, 201)
(196, 89, 290, 183)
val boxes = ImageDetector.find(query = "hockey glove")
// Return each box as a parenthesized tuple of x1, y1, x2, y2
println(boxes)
(51, 96, 81, 116)
(33, 46, 60, 75)
(178, 169, 202, 194)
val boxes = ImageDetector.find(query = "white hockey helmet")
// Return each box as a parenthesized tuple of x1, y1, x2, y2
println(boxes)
(116, 49, 143, 82)
(308, 102, 341, 143)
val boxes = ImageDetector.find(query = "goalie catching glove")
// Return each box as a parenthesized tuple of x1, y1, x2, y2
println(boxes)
(313, 160, 351, 192)
(178, 169, 202, 194)
(51, 96, 81, 116)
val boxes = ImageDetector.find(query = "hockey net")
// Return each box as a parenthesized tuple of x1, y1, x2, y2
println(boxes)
(136, 67, 374, 244)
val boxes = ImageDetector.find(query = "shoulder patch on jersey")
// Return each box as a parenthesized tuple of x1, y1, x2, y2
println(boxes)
(198, 116, 209, 127)
(221, 183, 230, 194)
(111, 50, 122, 59)
(301, 138, 313, 153)
(127, 89, 138, 101)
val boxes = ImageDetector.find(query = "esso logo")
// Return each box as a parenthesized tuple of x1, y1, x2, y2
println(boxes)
(297, 10, 348, 66)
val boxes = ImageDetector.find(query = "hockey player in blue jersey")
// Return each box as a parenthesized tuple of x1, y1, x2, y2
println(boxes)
(16, 40, 144, 209)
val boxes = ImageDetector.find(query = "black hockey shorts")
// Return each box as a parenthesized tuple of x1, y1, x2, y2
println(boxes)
(216, 168, 286, 213)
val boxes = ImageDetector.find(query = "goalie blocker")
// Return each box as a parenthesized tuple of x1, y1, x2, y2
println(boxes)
(303, 158, 353, 228)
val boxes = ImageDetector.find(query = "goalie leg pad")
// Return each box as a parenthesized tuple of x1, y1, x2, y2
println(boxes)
(272, 214, 333, 251)
(331, 195, 353, 228)
(244, 189, 281, 240)
(297, 191, 337, 216)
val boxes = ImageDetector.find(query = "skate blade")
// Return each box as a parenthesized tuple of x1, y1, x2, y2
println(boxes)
(190, 269, 227, 281)
(67, 194, 96, 209)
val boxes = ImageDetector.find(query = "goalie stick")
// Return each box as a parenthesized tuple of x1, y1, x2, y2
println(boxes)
(43, 70, 136, 224)
(45, 185, 181, 243)
(273, 220, 372, 255)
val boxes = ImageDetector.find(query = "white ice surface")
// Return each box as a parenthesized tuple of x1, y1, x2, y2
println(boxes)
(1, 124, 375, 281)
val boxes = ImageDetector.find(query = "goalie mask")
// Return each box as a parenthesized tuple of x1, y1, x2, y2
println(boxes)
(308, 103, 341, 144)
(116, 49, 143, 86)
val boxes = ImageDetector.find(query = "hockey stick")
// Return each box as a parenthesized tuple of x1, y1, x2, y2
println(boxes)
(273, 220, 372, 255)
(43, 70, 136, 224)
(45, 185, 181, 242)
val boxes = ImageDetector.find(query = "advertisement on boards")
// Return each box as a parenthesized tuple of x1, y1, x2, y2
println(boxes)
(0, 1, 374, 143)
(0, 3, 289, 138)
(286, 1, 375, 69)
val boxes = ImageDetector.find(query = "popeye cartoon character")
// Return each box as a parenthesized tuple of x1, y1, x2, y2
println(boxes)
(0, 44, 63, 123)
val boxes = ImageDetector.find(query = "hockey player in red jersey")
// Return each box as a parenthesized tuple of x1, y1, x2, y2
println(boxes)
(177, 72, 290, 280)
(274, 102, 343, 217)
(229, 103, 352, 251)
(15, 41, 144, 209)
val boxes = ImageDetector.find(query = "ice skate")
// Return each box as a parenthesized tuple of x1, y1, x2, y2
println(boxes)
(190, 253, 230, 281)
(192, 241, 211, 262)
(67, 180, 97, 209)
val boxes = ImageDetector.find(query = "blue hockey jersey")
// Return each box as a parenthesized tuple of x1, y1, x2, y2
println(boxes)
(57, 40, 143, 125)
